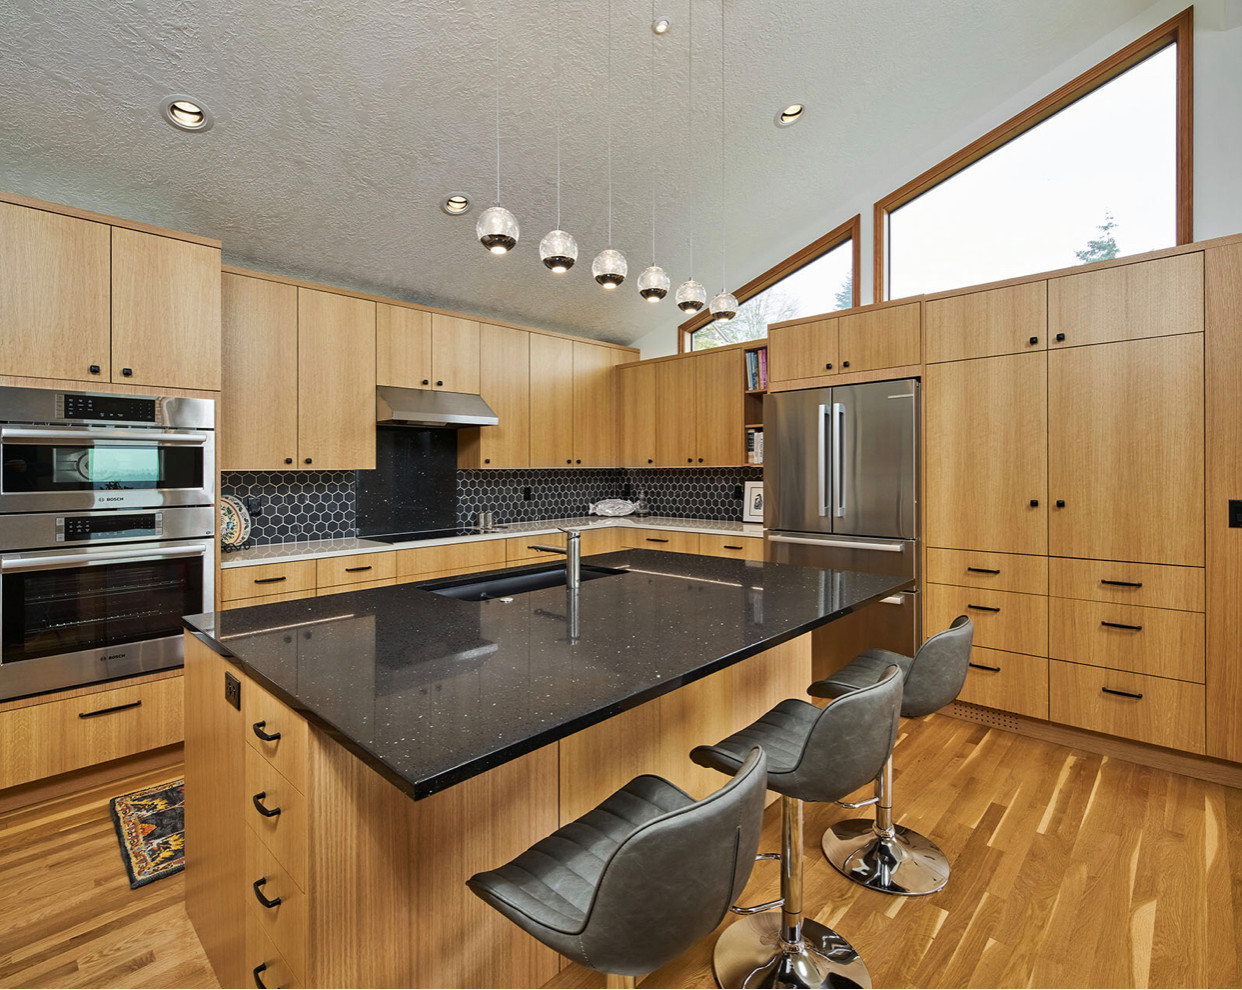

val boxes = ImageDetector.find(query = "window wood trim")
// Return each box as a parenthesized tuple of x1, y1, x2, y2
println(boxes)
(679, 214, 861, 353)
(873, 6, 1193, 303)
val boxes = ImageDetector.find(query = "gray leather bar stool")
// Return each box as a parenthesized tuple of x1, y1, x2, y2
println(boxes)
(690, 664, 904, 989)
(808, 615, 974, 896)
(466, 747, 768, 989)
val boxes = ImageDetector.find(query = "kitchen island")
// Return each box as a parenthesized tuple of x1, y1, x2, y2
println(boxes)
(182, 550, 910, 989)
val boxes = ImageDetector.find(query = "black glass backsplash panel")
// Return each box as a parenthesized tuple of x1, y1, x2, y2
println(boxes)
(355, 427, 457, 537)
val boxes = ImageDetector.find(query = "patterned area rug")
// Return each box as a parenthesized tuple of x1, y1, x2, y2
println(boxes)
(109, 779, 185, 889)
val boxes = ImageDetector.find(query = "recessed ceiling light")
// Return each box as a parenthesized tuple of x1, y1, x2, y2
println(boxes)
(652, 15, 671, 34)
(160, 95, 213, 133)
(441, 193, 472, 216)
(775, 103, 805, 127)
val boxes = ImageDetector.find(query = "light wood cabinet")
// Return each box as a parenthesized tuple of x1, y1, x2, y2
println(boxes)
(315, 551, 396, 590)
(956, 648, 1049, 719)
(618, 362, 658, 466)
(695, 348, 746, 466)
(1048, 253, 1203, 349)
(837, 301, 921, 372)
(1049, 597, 1204, 683)
(925, 583, 1048, 657)
(925, 281, 1048, 363)
(573, 342, 622, 467)
(529, 334, 575, 467)
(221, 559, 316, 602)
(376, 304, 432, 387)
(297, 288, 376, 471)
(924, 352, 1047, 554)
(111, 227, 221, 390)
(622, 528, 701, 554)
(1048, 558, 1204, 612)
(398, 540, 507, 578)
(0, 202, 111, 382)
(1048, 334, 1204, 565)
(698, 535, 765, 560)
(221, 274, 299, 470)
(768, 318, 839, 383)
(655, 357, 698, 466)
(430, 314, 481, 393)
(924, 548, 1048, 596)
(458, 324, 530, 469)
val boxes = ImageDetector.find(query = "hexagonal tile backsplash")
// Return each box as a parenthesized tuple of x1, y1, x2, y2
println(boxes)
(221, 471, 358, 546)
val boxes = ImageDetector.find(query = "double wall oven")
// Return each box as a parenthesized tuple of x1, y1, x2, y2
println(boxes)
(0, 387, 215, 701)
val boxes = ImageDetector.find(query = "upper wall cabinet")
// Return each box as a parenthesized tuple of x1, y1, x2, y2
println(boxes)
(768, 318, 839, 384)
(925, 281, 1048, 363)
(837, 302, 921, 372)
(652, 349, 746, 467)
(618, 362, 657, 466)
(529, 335, 575, 467)
(572, 341, 624, 467)
(458, 324, 530, 469)
(376, 306, 481, 394)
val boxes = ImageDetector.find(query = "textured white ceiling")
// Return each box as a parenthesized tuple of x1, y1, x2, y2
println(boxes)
(0, 0, 1160, 344)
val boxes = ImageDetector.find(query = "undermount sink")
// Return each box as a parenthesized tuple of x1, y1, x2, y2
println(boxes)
(424, 564, 627, 602)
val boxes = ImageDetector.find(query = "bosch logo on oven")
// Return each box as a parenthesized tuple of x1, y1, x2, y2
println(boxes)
(100, 652, 129, 662)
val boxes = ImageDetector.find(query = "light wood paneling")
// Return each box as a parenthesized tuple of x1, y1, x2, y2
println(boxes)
(296, 288, 376, 470)
(457, 324, 530, 468)
(397, 539, 507, 577)
(656, 357, 699, 466)
(314, 551, 395, 589)
(430, 314, 481, 393)
(956, 647, 1049, 719)
(925, 281, 1048, 363)
(579, 527, 628, 555)
(220, 273, 299, 470)
(111, 227, 221, 390)
(1048, 253, 1204, 348)
(1049, 557, 1204, 612)
(768, 318, 839, 382)
(837, 301, 921, 372)
(375, 303, 432, 387)
(315, 577, 396, 596)
(618, 362, 658, 466)
(1049, 660, 1205, 754)
(695, 348, 746, 466)
(621, 528, 701, 554)
(699, 535, 765, 560)
(529, 333, 575, 467)
(245, 906, 301, 989)
(243, 680, 309, 795)
(1048, 334, 1204, 565)
(925, 352, 1047, 554)
(221, 560, 317, 602)
(573, 341, 623, 466)
(925, 548, 1048, 596)
(245, 827, 308, 983)
(1050, 598, 1205, 683)
(220, 590, 315, 611)
(657, 666, 735, 800)
(244, 745, 307, 888)
(506, 532, 567, 563)
(925, 584, 1047, 657)
(0, 201, 110, 382)
(558, 697, 663, 825)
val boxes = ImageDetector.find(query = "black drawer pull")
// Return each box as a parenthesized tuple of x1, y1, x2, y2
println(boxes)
(1101, 579, 1143, 588)
(1055, 332, 1066, 342)
(253, 963, 269, 989)
(966, 566, 1000, 575)
(1029, 499, 1039, 507)
(969, 662, 1001, 672)
(78, 700, 142, 719)
(1101, 621, 1143, 631)
(723, 545, 744, 550)
(1101, 686, 1143, 700)
(344, 565, 373, 573)
(646, 538, 670, 543)
(252, 792, 281, 818)
(1028, 336, 1039, 345)
(967, 604, 1000, 613)
(253, 877, 282, 909)
(254, 576, 287, 585)
(252, 720, 281, 742)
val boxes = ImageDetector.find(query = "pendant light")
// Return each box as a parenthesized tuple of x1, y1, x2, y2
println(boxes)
(638, 2, 669, 302)
(540, 0, 578, 272)
(709, 0, 738, 322)
(592, 0, 627, 289)
(477, 36, 519, 254)
(675, 3, 706, 313)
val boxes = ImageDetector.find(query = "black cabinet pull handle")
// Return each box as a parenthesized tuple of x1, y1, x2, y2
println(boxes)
(842, 360, 850, 368)
(284, 457, 293, 464)
(121, 367, 133, 377)
(1055, 499, 1065, 508)
(253, 963, 269, 989)
(78, 700, 142, 719)
(422, 379, 430, 385)
(1102, 686, 1142, 700)
(687, 458, 693, 463)
(252, 720, 281, 742)
(484, 458, 490, 464)
(646, 537, 670, 543)
(304, 457, 313, 464)
(1101, 621, 1143, 631)
(576, 459, 582, 464)
(967, 604, 1000, 612)
(567, 459, 573, 464)
(254, 576, 287, 585)
(344, 565, 372, 573)
(647, 458, 653, 464)
(252, 792, 281, 818)
(1101, 579, 1143, 588)
(825, 362, 833, 369)
(436, 380, 443, 386)
(1055, 332, 1066, 342)
(723, 545, 743, 550)
(253, 877, 282, 909)
(1028, 336, 1039, 345)
(89, 364, 101, 374)
(969, 662, 1002, 672)
(967, 566, 1000, 574)
(1030, 499, 1039, 507)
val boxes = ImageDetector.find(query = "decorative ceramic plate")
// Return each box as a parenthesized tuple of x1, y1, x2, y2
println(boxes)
(220, 495, 251, 547)
(589, 499, 636, 517)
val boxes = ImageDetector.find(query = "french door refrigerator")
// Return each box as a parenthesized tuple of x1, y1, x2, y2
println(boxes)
(765, 379, 919, 656)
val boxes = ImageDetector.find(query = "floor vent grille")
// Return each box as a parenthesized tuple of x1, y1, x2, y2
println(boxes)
(946, 701, 1022, 733)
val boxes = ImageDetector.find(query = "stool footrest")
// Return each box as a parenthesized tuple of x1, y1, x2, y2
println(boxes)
(730, 898, 785, 916)
(837, 796, 879, 809)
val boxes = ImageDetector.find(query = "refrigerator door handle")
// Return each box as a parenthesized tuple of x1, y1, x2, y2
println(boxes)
(766, 534, 908, 552)
(817, 403, 829, 517)
(832, 402, 846, 518)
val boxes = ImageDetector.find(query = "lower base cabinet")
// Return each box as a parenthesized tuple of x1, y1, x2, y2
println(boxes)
(956, 648, 1049, 720)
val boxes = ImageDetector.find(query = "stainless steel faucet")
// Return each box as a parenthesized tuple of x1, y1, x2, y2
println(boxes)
(528, 528, 581, 589)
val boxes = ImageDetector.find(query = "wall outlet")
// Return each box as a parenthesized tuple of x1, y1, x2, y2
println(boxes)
(732, 485, 745, 500)
(1230, 499, 1242, 528)
(523, 486, 533, 501)
(224, 671, 241, 710)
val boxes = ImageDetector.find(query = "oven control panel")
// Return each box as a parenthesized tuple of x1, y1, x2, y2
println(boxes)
(58, 512, 161, 542)
(61, 393, 158, 423)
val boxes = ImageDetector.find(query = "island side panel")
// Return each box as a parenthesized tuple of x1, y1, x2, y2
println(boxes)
(559, 695, 663, 825)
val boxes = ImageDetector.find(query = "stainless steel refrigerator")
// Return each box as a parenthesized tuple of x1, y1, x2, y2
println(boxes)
(765, 379, 919, 655)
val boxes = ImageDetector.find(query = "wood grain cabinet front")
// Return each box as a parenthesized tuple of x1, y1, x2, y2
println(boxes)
(1049, 598, 1205, 683)
(767, 318, 839, 383)
(924, 583, 1048, 657)
(956, 648, 1049, 720)
(246, 827, 308, 984)
(243, 679, 310, 794)
(458, 324, 530, 469)
(925, 548, 1048, 596)
(221, 560, 317, 603)
(618, 362, 658, 466)
(529, 334, 576, 467)
(246, 904, 302, 990)
(1048, 558, 1204, 612)
(622, 529, 701, 555)
(244, 744, 308, 888)
(699, 535, 764, 560)
(315, 551, 396, 590)
(398, 540, 508, 579)
(925, 281, 1048, 363)
(837, 301, 921, 372)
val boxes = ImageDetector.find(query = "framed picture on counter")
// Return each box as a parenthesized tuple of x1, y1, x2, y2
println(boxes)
(743, 482, 764, 523)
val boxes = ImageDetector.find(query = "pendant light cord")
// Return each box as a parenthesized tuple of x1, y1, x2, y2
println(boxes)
(495, 35, 501, 206)
(607, 0, 613, 247)
(555, 0, 562, 230)
(650, 0, 656, 265)
(688, 0, 694, 278)
(719, 0, 726, 291)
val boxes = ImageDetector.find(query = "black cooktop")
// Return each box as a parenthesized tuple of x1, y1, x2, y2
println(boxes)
(365, 527, 479, 544)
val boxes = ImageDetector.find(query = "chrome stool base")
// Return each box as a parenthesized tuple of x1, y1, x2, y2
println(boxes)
(713, 913, 871, 989)
(821, 818, 950, 896)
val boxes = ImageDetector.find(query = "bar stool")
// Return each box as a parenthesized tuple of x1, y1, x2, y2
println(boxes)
(690, 664, 904, 989)
(466, 747, 768, 989)
(808, 615, 974, 896)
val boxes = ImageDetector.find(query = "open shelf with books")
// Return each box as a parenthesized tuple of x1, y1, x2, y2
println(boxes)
(743, 345, 767, 465)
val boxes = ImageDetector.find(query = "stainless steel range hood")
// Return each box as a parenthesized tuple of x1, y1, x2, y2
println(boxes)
(376, 386, 499, 428)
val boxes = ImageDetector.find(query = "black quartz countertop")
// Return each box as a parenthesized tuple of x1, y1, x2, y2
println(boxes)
(184, 550, 911, 799)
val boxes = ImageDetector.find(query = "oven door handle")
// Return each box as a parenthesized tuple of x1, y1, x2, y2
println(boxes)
(1, 545, 207, 572)
(0, 427, 209, 445)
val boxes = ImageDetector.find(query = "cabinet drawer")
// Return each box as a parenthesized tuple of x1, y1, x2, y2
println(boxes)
(244, 744, 307, 888)
(925, 584, 1047, 656)
(623, 529, 701, 554)
(222, 561, 317, 602)
(246, 826, 307, 983)
(1048, 558, 1204, 612)
(243, 678, 308, 794)
(220, 590, 315, 611)
(246, 903, 301, 990)
(315, 552, 395, 589)
(925, 549, 1047, 595)
(316, 578, 395, 596)
(699, 535, 764, 560)
(956, 648, 1048, 719)
(1049, 660, 1205, 754)
(506, 533, 567, 563)
(397, 539, 507, 578)
(1049, 598, 1204, 683)
(579, 527, 628, 556)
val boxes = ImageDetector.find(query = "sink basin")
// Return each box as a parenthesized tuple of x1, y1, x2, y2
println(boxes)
(424, 564, 626, 601)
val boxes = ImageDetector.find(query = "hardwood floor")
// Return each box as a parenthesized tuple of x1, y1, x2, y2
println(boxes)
(2, 713, 1239, 989)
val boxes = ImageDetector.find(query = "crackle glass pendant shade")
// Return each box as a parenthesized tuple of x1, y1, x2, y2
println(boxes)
(638, 265, 670, 301)
(540, 229, 578, 272)
(592, 248, 628, 288)
(709, 290, 739, 322)
(675, 279, 707, 312)
(477, 205, 519, 254)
